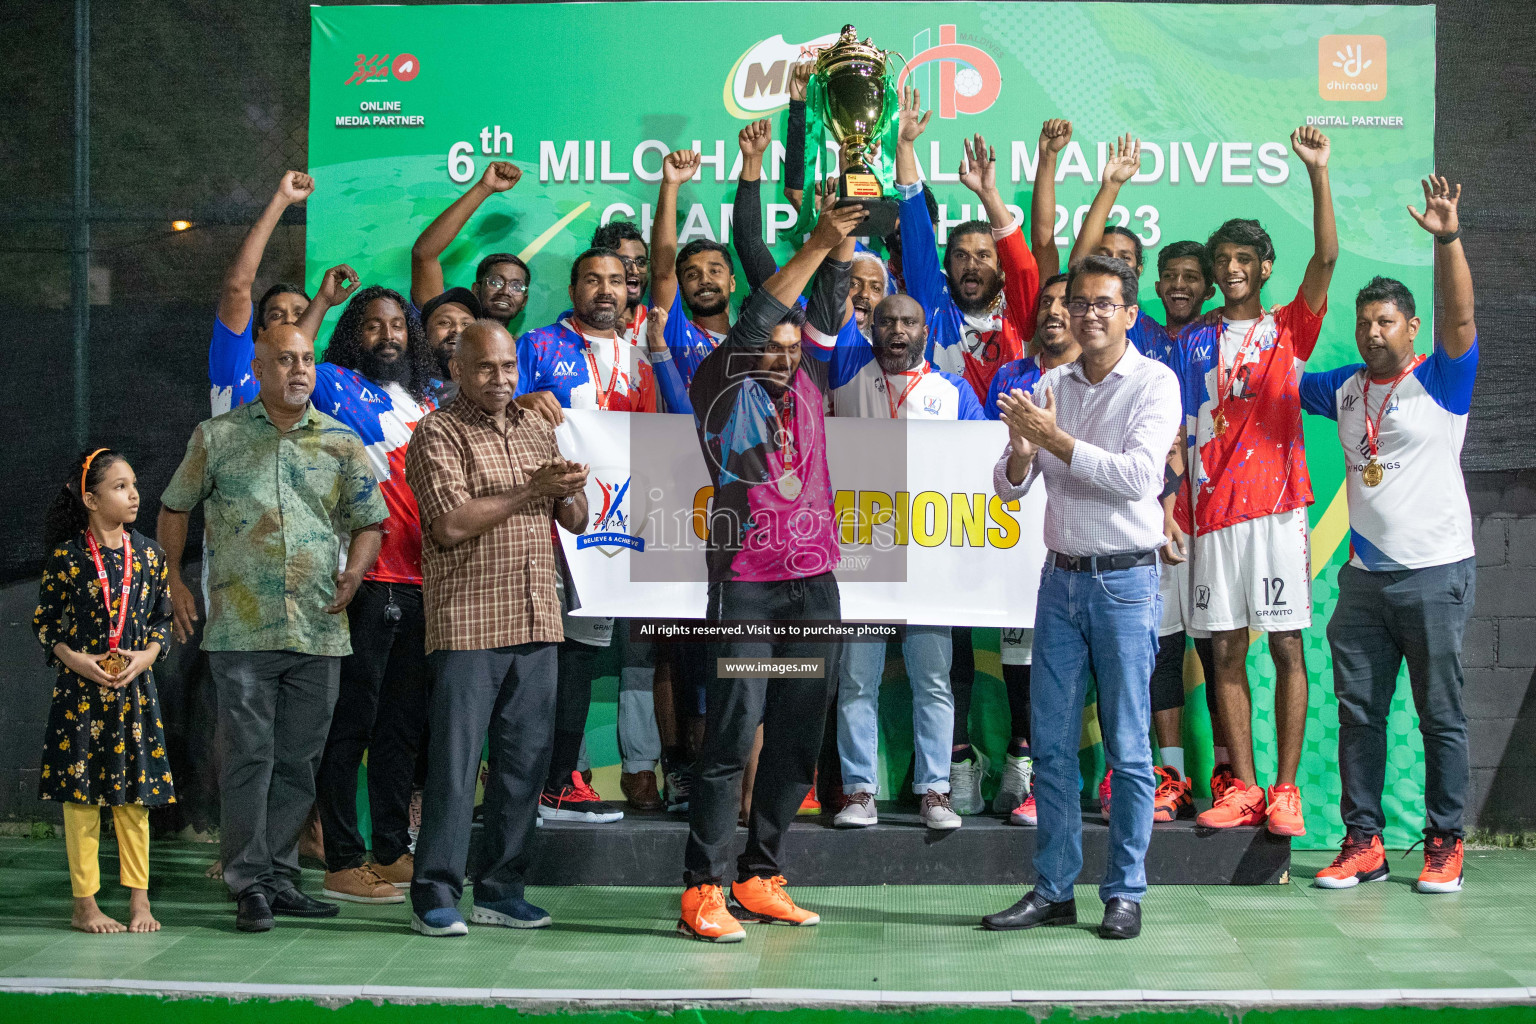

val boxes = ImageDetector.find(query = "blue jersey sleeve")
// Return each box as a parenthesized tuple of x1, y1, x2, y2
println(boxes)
(951, 374, 986, 421)
(896, 185, 947, 326)
(650, 352, 693, 415)
(1298, 364, 1358, 420)
(983, 367, 1009, 420)
(209, 305, 259, 415)
(515, 330, 540, 398)
(1415, 335, 1478, 415)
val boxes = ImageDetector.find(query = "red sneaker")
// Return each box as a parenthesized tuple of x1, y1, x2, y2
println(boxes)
(1210, 763, 1236, 802)
(1265, 783, 1306, 837)
(1152, 766, 1195, 822)
(539, 771, 624, 823)
(1009, 793, 1037, 826)
(1098, 768, 1113, 822)
(1315, 832, 1387, 889)
(1415, 834, 1465, 893)
(1196, 782, 1266, 828)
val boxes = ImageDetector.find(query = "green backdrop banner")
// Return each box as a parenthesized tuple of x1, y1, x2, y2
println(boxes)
(309, 2, 1437, 850)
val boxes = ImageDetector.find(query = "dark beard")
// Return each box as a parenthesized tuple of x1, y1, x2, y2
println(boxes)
(357, 346, 410, 385)
(579, 304, 621, 331)
(954, 289, 1000, 318)
(875, 345, 923, 375)
(434, 347, 454, 380)
(687, 292, 730, 318)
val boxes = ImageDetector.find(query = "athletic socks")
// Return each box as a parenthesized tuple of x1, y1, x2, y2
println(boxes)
(1160, 746, 1186, 777)
(1006, 738, 1031, 759)
(951, 743, 975, 764)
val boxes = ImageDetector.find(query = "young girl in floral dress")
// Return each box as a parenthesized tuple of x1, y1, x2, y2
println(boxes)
(34, 448, 175, 933)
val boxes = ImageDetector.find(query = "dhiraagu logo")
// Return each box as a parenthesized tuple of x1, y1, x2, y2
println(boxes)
(724, 32, 841, 118)
(579, 476, 645, 556)
(897, 26, 1001, 119)
(1319, 35, 1386, 100)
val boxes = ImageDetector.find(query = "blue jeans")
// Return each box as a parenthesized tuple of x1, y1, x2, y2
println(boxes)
(837, 626, 955, 795)
(1031, 561, 1160, 904)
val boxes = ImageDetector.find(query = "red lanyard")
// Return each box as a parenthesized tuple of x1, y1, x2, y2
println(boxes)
(1215, 318, 1264, 409)
(583, 336, 624, 410)
(84, 529, 133, 653)
(1361, 355, 1426, 457)
(778, 389, 799, 471)
(884, 363, 927, 419)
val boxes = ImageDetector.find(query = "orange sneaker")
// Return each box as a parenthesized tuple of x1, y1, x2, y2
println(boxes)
(1098, 769, 1113, 822)
(730, 875, 820, 926)
(678, 884, 744, 942)
(1264, 783, 1306, 837)
(798, 786, 822, 815)
(1009, 794, 1037, 826)
(1152, 766, 1195, 822)
(1415, 834, 1464, 893)
(1210, 763, 1236, 802)
(1196, 782, 1266, 828)
(1315, 832, 1387, 888)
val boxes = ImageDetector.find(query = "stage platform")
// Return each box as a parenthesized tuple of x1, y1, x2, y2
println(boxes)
(521, 808, 1292, 886)
(2, 838, 1535, 1019)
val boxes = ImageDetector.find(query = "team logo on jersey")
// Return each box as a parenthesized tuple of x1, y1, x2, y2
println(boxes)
(724, 32, 841, 118)
(897, 26, 1001, 119)
(578, 476, 645, 556)
(923, 394, 943, 415)
(1194, 585, 1211, 611)
(554, 360, 580, 378)
(1342, 393, 1360, 411)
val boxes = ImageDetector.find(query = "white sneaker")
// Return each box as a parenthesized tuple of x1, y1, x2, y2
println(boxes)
(833, 792, 878, 827)
(920, 790, 962, 830)
(948, 753, 988, 815)
(993, 753, 1033, 813)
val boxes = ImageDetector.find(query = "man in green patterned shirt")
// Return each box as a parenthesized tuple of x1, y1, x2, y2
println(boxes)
(158, 323, 386, 933)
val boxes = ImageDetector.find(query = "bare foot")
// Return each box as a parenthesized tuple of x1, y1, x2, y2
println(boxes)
(72, 896, 126, 934)
(205, 859, 224, 880)
(127, 888, 160, 932)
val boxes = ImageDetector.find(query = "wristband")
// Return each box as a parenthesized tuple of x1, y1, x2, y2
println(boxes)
(1435, 229, 1461, 245)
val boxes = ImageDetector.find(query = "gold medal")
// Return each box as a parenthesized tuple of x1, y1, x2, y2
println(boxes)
(99, 651, 130, 675)
(1362, 460, 1384, 487)
(1212, 409, 1228, 437)
(777, 468, 803, 501)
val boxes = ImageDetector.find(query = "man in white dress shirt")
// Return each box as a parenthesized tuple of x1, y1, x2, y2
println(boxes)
(981, 254, 1182, 940)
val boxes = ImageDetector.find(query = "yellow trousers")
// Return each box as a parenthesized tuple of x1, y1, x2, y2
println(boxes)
(62, 803, 149, 898)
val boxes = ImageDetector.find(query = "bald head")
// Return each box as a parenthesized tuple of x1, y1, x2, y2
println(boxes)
(452, 319, 520, 417)
(251, 323, 317, 413)
(870, 294, 928, 374)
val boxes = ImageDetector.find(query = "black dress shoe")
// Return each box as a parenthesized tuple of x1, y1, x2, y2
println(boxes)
(1099, 897, 1141, 939)
(269, 888, 341, 918)
(236, 891, 274, 932)
(981, 890, 1077, 931)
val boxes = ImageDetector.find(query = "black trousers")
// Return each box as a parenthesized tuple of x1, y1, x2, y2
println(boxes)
(412, 643, 558, 913)
(153, 561, 220, 834)
(316, 580, 430, 871)
(683, 573, 841, 888)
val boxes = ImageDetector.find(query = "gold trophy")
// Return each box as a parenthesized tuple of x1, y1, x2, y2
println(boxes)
(814, 25, 901, 238)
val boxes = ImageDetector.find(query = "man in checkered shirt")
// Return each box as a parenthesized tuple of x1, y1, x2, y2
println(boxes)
(403, 320, 590, 938)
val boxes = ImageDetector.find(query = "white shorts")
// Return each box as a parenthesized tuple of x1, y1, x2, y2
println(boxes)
(1157, 556, 1208, 638)
(1190, 508, 1312, 633)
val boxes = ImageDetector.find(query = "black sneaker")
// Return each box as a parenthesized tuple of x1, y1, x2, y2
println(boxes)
(665, 768, 691, 813)
(538, 770, 624, 823)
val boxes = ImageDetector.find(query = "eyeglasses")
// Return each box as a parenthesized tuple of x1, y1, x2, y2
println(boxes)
(1066, 299, 1133, 318)
(483, 276, 528, 294)
(618, 255, 649, 271)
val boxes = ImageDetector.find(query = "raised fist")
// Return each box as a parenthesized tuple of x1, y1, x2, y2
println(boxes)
(481, 161, 521, 192)
(1291, 125, 1330, 170)
(277, 171, 314, 204)
(662, 149, 701, 186)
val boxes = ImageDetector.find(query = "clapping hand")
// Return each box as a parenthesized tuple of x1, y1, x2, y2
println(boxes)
(1000, 386, 1060, 448)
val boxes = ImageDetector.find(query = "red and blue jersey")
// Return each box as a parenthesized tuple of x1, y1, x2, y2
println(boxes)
(895, 182, 1039, 403)
(1175, 288, 1326, 534)
(208, 303, 431, 585)
(814, 316, 984, 420)
(516, 313, 656, 412)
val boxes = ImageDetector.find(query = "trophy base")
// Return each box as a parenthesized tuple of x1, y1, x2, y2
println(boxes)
(833, 195, 899, 240)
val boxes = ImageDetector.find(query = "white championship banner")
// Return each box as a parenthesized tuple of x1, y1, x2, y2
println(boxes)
(554, 410, 1048, 628)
